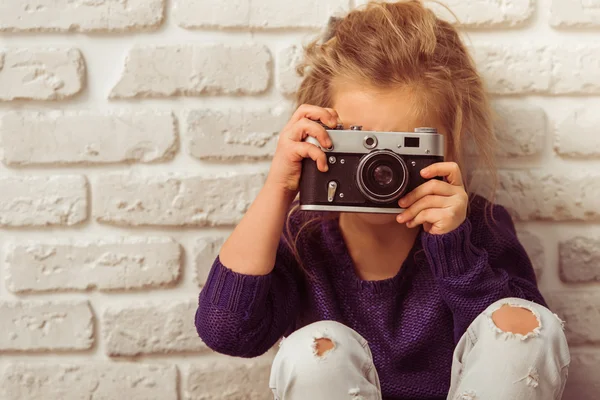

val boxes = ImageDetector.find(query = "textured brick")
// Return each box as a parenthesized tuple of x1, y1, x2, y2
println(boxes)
(0, 363, 177, 400)
(185, 358, 273, 400)
(425, 0, 534, 28)
(94, 172, 265, 227)
(555, 107, 600, 158)
(0, 301, 93, 351)
(470, 44, 552, 95)
(0, 0, 164, 32)
(563, 352, 600, 400)
(1, 111, 177, 166)
(516, 230, 544, 277)
(110, 45, 271, 99)
(552, 46, 600, 94)
(174, 0, 349, 29)
(0, 48, 84, 101)
(547, 292, 600, 345)
(186, 107, 289, 160)
(559, 237, 600, 283)
(551, 0, 600, 28)
(5, 237, 181, 293)
(277, 45, 303, 96)
(493, 170, 600, 221)
(0, 175, 87, 227)
(492, 101, 546, 157)
(194, 236, 226, 287)
(103, 301, 206, 356)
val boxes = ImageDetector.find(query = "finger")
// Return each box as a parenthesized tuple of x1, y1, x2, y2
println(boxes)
(420, 162, 464, 187)
(292, 142, 328, 172)
(396, 195, 448, 223)
(398, 179, 457, 208)
(287, 118, 332, 148)
(287, 104, 339, 130)
(323, 107, 340, 123)
(405, 209, 444, 229)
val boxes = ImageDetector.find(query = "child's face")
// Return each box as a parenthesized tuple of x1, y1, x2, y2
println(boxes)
(331, 81, 445, 226)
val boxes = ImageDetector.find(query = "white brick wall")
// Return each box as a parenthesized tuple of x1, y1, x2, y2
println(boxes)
(0, 0, 598, 398)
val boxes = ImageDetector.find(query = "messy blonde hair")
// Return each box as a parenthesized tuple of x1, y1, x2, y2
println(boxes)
(286, 0, 498, 266)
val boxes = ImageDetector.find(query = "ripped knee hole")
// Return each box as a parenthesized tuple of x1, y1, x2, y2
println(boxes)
(491, 304, 540, 336)
(313, 337, 335, 357)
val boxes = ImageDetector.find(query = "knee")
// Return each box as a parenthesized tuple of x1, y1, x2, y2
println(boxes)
(272, 320, 371, 377)
(486, 298, 566, 342)
(270, 321, 380, 399)
(278, 320, 365, 359)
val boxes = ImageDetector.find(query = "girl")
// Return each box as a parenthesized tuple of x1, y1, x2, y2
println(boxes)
(195, 1, 570, 399)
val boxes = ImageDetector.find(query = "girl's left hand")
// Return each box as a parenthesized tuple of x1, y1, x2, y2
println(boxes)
(396, 162, 468, 235)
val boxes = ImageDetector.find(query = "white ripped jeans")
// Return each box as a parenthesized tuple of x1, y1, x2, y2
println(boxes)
(269, 298, 571, 400)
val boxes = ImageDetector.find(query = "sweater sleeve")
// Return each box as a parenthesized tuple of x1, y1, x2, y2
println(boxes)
(420, 196, 546, 343)
(195, 238, 301, 358)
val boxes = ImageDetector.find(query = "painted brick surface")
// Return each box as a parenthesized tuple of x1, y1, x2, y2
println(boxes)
(563, 352, 600, 400)
(559, 237, 600, 283)
(494, 170, 600, 221)
(194, 236, 226, 286)
(0, 48, 84, 101)
(184, 358, 273, 399)
(5, 237, 182, 292)
(277, 45, 303, 96)
(110, 44, 271, 98)
(174, 0, 349, 29)
(103, 301, 207, 356)
(94, 172, 265, 227)
(547, 292, 600, 345)
(356, 0, 534, 27)
(554, 107, 600, 158)
(492, 101, 546, 157)
(0, 0, 598, 397)
(517, 230, 545, 277)
(186, 107, 289, 160)
(0, 0, 165, 32)
(0, 301, 93, 351)
(0, 176, 87, 227)
(1, 110, 177, 165)
(0, 363, 177, 400)
(551, 0, 600, 28)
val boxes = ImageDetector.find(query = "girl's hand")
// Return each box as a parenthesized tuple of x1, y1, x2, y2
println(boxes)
(265, 104, 339, 196)
(396, 162, 468, 235)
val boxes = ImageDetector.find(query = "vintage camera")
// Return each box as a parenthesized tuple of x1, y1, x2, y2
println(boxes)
(299, 124, 444, 213)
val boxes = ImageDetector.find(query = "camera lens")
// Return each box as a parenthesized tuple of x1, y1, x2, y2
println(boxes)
(373, 165, 394, 186)
(356, 150, 408, 203)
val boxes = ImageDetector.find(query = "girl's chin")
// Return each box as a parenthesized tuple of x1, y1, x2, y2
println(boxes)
(349, 212, 399, 226)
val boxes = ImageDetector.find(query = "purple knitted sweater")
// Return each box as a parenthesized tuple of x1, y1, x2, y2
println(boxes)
(195, 196, 545, 399)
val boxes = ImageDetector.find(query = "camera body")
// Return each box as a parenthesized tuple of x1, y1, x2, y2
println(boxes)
(299, 124, 445, 214)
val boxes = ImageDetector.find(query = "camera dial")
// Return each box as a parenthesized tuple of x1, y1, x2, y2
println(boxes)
(363, 135, 378, 149)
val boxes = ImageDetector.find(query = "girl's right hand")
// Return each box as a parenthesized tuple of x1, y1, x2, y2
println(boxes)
(265, 104, 340, 195)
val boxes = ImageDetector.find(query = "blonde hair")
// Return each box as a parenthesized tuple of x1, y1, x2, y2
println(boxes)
(286, 0, 498, 268)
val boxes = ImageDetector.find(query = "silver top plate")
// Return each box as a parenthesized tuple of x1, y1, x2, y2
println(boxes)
(305, 129, 444, 157)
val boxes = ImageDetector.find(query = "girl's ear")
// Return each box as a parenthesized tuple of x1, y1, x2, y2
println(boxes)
(323, 16, 342, 42)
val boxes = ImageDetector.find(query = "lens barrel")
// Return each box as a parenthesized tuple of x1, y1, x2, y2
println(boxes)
(356, 150, 408, 203)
